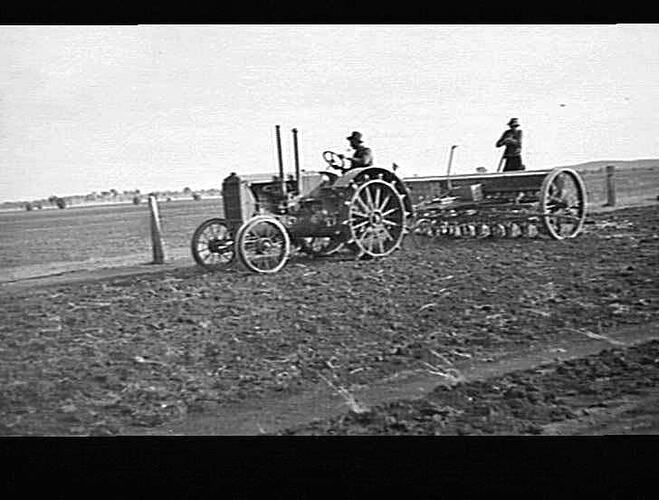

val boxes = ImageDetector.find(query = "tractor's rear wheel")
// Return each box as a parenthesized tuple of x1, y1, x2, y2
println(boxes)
(347, 178, 406, 258)
(236, 216, 291, 273)
(191, 218, 235, 270)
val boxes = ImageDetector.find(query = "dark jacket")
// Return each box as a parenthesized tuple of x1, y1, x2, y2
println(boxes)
(349, 145, 373, 168)
(496, 129, 522, 157)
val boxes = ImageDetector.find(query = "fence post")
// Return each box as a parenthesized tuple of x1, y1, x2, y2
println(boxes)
(605, 165, 616, 207)
(148, 195, 165, 264)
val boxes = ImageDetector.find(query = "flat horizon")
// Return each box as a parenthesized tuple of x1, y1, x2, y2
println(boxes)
(2, 156, 657, 205)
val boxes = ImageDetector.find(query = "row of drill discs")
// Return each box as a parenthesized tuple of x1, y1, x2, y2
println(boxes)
(413, 220, 541, 239)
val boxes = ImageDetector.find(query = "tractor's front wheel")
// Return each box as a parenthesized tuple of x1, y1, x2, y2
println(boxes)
(236, 216, 291, 273)
(191, 218, 235, 270)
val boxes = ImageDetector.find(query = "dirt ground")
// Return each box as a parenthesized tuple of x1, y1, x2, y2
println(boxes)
(279, 340, 659, 435)
(0, 205, 657, 435)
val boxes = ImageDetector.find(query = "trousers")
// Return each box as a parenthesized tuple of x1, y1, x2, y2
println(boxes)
(503, 156, 524, 172)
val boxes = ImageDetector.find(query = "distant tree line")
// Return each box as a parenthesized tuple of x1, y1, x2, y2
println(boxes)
(24, 201, 43, 211)
(45, 195, 67, 209)
(18, 186, 221, 211)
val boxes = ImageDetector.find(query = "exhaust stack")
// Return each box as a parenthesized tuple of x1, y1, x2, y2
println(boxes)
(292, 128, 300, 194)
(275, 125, 286, 196)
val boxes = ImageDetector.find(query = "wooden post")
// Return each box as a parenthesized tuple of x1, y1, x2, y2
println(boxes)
(605, 165, 616, 206)
(148, 195, 165, 264)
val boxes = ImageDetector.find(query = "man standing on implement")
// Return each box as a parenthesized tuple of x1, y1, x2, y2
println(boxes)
(496, 118, 525, 172)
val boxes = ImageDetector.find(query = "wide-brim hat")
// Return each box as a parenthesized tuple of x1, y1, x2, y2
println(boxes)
(346, 131, 363, 142)
(508, 118, 520, 127)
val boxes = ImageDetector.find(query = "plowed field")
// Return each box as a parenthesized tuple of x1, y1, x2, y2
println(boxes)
(0, 205, 657, 435)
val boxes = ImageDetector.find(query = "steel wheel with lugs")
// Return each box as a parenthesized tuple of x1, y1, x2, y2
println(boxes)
(347, 178, 406, 258)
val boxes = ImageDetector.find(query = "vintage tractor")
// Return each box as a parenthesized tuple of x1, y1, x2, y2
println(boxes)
(191, 126, 414, 273)
(406, 166, 588, 244)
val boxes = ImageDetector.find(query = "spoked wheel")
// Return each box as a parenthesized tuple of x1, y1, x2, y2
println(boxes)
(191, 218, 235, 270)
(347, 179, 406, 257)
(299, 237, 344, 257)
(539, 168, 587, 240)
(236, 216, 291, 273)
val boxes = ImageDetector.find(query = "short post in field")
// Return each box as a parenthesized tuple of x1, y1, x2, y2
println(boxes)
(605, 165, 616, 206)
(148, 195, 165, 264)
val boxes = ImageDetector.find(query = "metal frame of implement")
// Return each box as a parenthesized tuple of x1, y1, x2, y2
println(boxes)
(407, 167, 588, 243)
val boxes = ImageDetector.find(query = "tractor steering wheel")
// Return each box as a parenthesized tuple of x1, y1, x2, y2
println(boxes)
(323, 151, 347, 172)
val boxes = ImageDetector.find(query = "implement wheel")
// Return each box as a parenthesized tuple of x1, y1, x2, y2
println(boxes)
(191, 218, 235, 270)
(236, 216, 291, 273)
(539, 168, 587, 240)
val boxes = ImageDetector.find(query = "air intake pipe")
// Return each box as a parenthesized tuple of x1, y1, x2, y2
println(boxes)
(275, 125, 286, 196)
(292, 128, 300, 194)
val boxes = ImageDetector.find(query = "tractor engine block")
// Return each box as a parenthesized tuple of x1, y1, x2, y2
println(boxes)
(284, 196, 343, 238)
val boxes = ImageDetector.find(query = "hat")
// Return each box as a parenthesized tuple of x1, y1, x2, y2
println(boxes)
(346, 131, 363, 142)
(508, 118, 520, 127)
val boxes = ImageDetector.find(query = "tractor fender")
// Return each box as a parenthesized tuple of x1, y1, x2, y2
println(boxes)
(332, 166, 414, 217)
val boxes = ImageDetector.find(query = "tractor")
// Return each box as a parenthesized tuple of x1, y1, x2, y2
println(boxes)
(191, 126, 414, 273)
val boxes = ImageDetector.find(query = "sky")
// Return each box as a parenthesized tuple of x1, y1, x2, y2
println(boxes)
(1, 24, 658, 202)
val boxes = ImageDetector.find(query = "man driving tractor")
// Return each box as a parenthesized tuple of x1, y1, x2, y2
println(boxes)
(339, 131, 373, 170)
